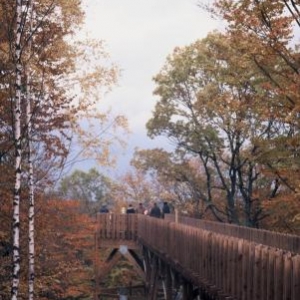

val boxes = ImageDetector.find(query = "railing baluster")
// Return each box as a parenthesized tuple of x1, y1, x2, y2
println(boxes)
(96, 213, 300, 299)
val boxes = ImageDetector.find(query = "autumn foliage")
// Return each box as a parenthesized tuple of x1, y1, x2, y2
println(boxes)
(0, 0, 126, 298)
(2, 0, 300, 298)
(141, 0, 300, 232)
(1, 197, 96, 299)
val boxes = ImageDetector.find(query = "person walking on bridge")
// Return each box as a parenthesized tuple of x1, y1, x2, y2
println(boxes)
(99, 204, 109, 213)
(149, 202, 161, 218)
(162, 201, 171, 218)
(126, 204, 135, 214)
(137, 202, 145, 214)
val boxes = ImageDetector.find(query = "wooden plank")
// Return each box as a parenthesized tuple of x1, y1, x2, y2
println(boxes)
(253, 245, 262, 300)
(237, 239, 243, 300)
(164, 264, 173, 300)
(266, 249, 275, 300)
(123, 250, 146, 282)
(260, 246, 268, 300)
(241, 240, 248, 300)
(106, 215, 111, 239)
(150, 256, 158, 300)
(274, 250, 283, 300)
(283, 252, 292, 300)
(247, 243, 255, 300)
(230, 238, 238, 299)
(253, 244, 262, 300)
(291, 255, 300, 300)
(99, 250, 122, 281)
(229, 237, 236, 296)
(111, 214, 116, 239)
(211, 233, 217, 289)
(223, 236, 228, 294)
(120, 214, 125, 240)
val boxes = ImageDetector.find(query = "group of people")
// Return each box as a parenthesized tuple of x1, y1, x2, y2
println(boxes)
(126, 201, 171, 218)
(100, 202, 171, 218)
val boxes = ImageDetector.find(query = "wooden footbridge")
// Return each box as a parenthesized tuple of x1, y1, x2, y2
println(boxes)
(95, 214, 300, 300)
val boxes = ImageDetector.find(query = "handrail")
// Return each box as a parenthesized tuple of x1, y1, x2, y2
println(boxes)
(97, 213, 138, 241)
(165, 214, 300, 254)
(96, 214, 300, 300)
(137, 215, 300, 300)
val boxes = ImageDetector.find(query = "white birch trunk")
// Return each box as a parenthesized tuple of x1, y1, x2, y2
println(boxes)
(26, 1, 35, 299)
(27, 85, 35, 300)
(12, 1, 23, 299)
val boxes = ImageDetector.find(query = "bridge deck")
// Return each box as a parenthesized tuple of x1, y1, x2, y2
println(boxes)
(96, 213, 300, 300)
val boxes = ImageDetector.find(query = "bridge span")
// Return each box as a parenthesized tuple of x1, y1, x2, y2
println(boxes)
(95, 214, 300, 300)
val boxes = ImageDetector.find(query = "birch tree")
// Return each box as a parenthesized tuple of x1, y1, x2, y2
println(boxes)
(11, 1, 24, 298)
(0, 1, 122, 299)
(25, 1, 35, 298)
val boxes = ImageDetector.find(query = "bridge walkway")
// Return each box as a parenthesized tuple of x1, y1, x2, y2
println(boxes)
(95, 214, 300, 300)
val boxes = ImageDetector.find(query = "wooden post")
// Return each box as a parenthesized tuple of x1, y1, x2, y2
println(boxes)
(94, 214, 100, 300)
(149, 256, 158, 300)
(165, 265, 173, 300)
(129, 281, 132, 296)
(123, 249, 145, 281)
(175, 209, 179, 224)
(144, 248, 152, 295)
(182, 279, 193, 300)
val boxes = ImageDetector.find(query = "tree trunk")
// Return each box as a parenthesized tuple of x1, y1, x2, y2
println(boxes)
(11, 1, 23, 299)
(27, 87, 35, 300)
(27, 1, 35, 299)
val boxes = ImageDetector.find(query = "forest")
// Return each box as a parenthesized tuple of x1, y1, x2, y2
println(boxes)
(1, 0, 300, 299)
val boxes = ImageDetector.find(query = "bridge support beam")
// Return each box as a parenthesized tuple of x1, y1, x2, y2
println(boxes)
(199, 288, 214, 300)
(162, 263, 172, 300)
(182, 279, 193, 300)
(146, 254, 158, 300)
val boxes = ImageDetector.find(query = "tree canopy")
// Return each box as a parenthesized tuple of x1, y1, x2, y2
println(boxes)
(146, 1, 300, 229)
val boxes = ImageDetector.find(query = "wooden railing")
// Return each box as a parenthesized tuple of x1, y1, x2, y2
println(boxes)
(97, 214, 300, 299)
(97, 213, 138, 241)
(165, 214, 300, 254)
(138, 215, 300, 300)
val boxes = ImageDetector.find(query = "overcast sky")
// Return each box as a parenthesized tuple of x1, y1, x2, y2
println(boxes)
(79, 0, 222, 175)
